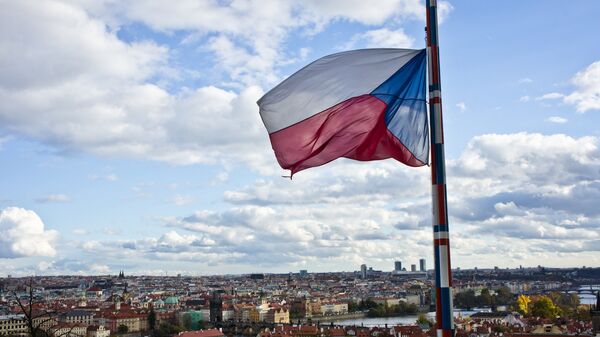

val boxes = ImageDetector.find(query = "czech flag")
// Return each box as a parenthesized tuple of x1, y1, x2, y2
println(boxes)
(257, 48, 428, 176)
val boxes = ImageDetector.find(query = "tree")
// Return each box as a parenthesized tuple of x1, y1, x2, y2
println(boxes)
(479, 289, 492, 307)
(181, 314, 192, 331)
(13, 278, 83, 337)
(454, 290, 477, 310)
(416, 314, 433, 328)
(517, 294, 531, 315)
(117, 325, 129, 334)
(548, 292, 580, 318)
(494, 287, 513, 305)
(530, 296, 561, 319)
(358, 299, 378, 310)
(148, 307, 157, 332)
(156, 323, 182, 337)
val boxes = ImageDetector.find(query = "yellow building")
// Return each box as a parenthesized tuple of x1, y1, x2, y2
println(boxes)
(266, 308, 289, 324)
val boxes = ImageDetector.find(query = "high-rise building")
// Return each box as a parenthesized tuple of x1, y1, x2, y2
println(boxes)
(394, 261, 402, 272)
(419, 258, 426, 272)
(360, 264, 367, 279)
(209, 292, 223, 323)
(411, 264, 417, 272)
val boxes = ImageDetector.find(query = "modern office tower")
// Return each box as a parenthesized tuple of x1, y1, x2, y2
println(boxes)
(411, 264, 417, 272)
(360, 264, 367, 278)
(420, 258, 426, 272)
(394, 261, 402, 272)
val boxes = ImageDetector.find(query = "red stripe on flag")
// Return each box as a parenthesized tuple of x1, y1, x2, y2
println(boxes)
(269, 95, 425, 176)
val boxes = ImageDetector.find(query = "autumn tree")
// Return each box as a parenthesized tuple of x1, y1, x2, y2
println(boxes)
(516, 294, 531, 315)
(530, 296, 562, 319)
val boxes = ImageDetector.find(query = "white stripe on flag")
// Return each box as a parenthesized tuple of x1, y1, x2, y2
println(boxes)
(258, 49, 421, 133)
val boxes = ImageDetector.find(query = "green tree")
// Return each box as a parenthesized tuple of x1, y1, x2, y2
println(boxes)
(148, 307, 157, 331)
(454, 290, 477, 310)
(359, 299, 378, 310)
(548, 292, 579, 318)
(479, 289, 492, 307)
(156, 323, 183, 337)
(530, 296, 562, 319)
(182, 313, 192, 331)
(117, 324, 129, 334)
(416, 314, 433, 328)
(494, 287, 513, 305)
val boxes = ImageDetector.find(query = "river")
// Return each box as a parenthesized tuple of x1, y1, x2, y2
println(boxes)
(329, 286, 597, 327)
(331, 311, 477, 327)
(579, 284, 599, 305)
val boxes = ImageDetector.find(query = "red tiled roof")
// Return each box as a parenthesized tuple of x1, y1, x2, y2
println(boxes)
(178, 329, 225, 337)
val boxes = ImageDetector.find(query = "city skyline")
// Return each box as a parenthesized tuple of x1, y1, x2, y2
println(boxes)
(2, 0, 600, 276)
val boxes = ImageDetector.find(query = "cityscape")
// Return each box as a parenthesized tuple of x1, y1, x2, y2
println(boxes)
(1, 264, 599, 337)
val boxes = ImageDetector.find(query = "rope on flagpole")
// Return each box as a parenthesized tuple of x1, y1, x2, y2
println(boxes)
(425, 1, 454, 337)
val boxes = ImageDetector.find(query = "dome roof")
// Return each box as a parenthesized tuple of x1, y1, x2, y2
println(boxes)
(164, 296, 179, 305)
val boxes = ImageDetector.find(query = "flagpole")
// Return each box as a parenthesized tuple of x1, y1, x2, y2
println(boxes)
(426, 1, 454, 337)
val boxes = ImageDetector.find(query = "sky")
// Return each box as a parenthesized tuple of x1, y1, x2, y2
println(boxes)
(1, 0, 600, 276)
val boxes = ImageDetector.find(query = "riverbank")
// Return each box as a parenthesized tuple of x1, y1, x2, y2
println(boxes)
(300, 312, 366, 323)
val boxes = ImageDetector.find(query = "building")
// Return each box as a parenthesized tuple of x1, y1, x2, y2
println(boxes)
(419, 259, 426, 272)
(177, 329, 225, 337)
(411, 264, 417, 272)
(0, 314, 28, 336)
(49, 323, 87, 337)
(86, 286, 103, 298)
(209, 293, 223, 323)
(60, 310, 95, 325)
(360, 264, 367, 279)
(86, 325, 110, 337)
(395, 261, 402, 272)
(266, 308, 289, 324)
(164, 296, 180, 310)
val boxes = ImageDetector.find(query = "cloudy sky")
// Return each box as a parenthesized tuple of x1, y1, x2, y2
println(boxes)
(1, 0, 600, 276)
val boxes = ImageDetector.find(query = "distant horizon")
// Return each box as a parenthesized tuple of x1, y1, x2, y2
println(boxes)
(3, 264, 599, 279)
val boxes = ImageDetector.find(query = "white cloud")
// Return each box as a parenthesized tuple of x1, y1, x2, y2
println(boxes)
(90, 263, 110, 273)
(35, 194, 70, 203)
(0, 207, 58, 258)
(535, 92, 565, 101)
(437, 1, 454, 24)
(346, 28, 415, 49)
(546, 116, 568, 124)
(90, 174, 118, 182)
(518, 78, 533, 84)
(73, 228, 88, 235)
(519, 95, 530, 102)
(6, 131, 596, 272)
(456, 102, 467, 112)
(564, 60, 600, 112)
(169, 195, 194, 206)
(0, 0, 445, 175)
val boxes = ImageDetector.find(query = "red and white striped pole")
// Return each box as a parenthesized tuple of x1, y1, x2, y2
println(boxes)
(426, 1, 454, 337)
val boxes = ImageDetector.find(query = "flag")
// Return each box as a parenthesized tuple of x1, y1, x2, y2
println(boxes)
(257, 48, 428, 175)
